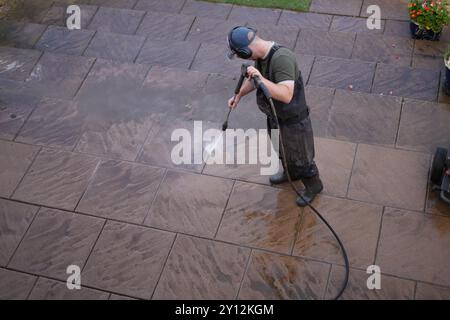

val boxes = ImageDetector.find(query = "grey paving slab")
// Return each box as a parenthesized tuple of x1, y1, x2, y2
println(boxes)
(84, 31, 145, 62)
(0, 268, 36, 300)
(278, 11, 332, 30)
(42, 4, 98, 28)
(186, 17, 245, 45)
(295, 29, 355, 59)
(75, 59, 152, 160)
(352, 34, 414, 66)
(136, 11, 195, 41)
(228, 5, 281, 25)
(181, 0, 232, 20)
(190, 42, 243, 76)
(23, 52, 95, 99)
(12, 149, 99, 210)
(308, 56, 376, 92)
(77, 160, 165, 224)
(153, 235, 249, 299)
(327, 90, 402, 145)
(83, 221, 175, 299)
(348, 145, 429, 211)
(87, 7, 145, 35)
(0, 199, 39, 266)
(15, 98, 84, 150)
(372, 63, 440, 101)
(0, 22, 47, 49)
(35, 25, 95, 55)
(0, 92, 40, 140)
(0, 47, 41, 81)
(305, 85, 334, 137)
(0, 141, 40, 198)
(360, 0, 410, 21)
(249, 24, 300, 50)
(311, 0, 363, 16)
(330, 16, 384, 34)
(29, 278, 109, 300)
(134, 0, 186, 13)
(136, 39, 199, 69)
(396, 99, 450, 153)
(9, 208, 104, 280)
(383, 20, 411, 38)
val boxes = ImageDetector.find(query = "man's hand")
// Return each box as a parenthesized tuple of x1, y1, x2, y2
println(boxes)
(246, 66, 263, 80)
(228, 94, 241, 109)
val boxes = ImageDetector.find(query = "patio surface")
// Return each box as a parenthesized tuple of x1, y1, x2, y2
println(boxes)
(1, 0, 450, 300)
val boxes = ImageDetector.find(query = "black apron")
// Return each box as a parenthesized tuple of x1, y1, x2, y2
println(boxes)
(255, 44, 318, 178)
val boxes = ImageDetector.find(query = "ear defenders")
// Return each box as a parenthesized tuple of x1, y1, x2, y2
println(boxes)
(227, 26, 257, 59)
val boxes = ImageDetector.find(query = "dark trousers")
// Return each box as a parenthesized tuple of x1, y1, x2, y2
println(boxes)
(267, 115, 319, 179)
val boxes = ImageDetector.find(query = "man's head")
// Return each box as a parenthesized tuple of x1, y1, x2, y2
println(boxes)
(227, 26, 263, 60)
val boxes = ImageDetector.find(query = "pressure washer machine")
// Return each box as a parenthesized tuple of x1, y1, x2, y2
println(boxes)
(431, 146, 450, 204)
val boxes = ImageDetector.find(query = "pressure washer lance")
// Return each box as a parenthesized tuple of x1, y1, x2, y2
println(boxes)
(224, 65, 349, 300)
(222, 63, 248, 131)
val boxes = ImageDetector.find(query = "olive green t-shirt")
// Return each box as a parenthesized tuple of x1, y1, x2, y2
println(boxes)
(256, 45, 299, 83)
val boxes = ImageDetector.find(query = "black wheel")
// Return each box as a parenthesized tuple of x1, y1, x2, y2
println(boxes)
(431, 148, 448, 185)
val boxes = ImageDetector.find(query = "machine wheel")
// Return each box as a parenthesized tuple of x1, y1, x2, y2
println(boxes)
(431, 147, 448, 185)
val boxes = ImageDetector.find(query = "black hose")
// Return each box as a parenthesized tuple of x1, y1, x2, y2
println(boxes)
(263, 84, 349, 300)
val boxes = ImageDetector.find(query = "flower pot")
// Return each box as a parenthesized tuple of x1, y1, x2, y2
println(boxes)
(410, 21, 441, 41)
(444, 67, 450, 96)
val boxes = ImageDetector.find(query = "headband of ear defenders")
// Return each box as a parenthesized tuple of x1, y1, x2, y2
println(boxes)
(227, 26, 257, 59)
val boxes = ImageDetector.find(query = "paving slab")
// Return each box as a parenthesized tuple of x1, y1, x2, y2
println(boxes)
(29, 278, 109, 300)
(327, 89, 402, 145)
(296, 29, 355, 59)
(136, 12, 195, 41)
(238, 251, 330, 300)
(216, 181, 299, 254)
(352, 34, 413, 66)
(35, 25, 95, 55)
(190, 42, 249, 76)
(348, 144, 430, 211)
(294, 195, 383, 268)
(84, 31, 145, 62)
(42, 4, 98, 28)
(308, 56, 376, 92)
(383, 20, 411, 38)
(376, 208, 450, 286)
(372, 63, 440, 101)
(396, 99, 450, 153)
(75, 59, 152, 161)
(12, 149, 99, 210)
(23, 52, 95, 99)
(87, 7, 145, 34)
(304, 85, 334, 137)
(415, 283, 450, 300)
(311, 0, 363, 16)
(326, 265, 415, 300)
(0, 47, 41, 81)
(145, 170, 233, 237)
(0, 268, 36, 300)
(0, 22, 47, 49)
(77, 160, 164, 223)
(15, 98, 83, 150)
(250, 24, 300, 50)
(228, 5, 281, 25)
(360, 0, 410, 21)
(136, 39, 199, 68)
(0, 141, 40, 198)
(278, 11, 332, 31)
(9, 208, 104, 280)
(330, 16, 384, 34)
(83, 221, 175, 299)
(0, 200, 38, 266)
(186, 17, 245, 45)
(134, 0, 186, 13)
(0, 92, 40, 140)
(153, 235, 249, 299)
(181, 0, 232, 20)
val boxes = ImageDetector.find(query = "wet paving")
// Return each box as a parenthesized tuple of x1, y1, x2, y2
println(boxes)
(0, 0, 450, 300)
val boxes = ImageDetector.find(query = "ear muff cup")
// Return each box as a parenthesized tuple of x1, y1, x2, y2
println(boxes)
(228, 26, 257, 59)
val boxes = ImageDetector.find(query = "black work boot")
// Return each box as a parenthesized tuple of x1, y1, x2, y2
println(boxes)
(296, 175, 323, 207)
(269, 171, 301, 185)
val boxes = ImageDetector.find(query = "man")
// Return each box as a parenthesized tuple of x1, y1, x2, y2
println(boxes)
(227, 26, 323, 207)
